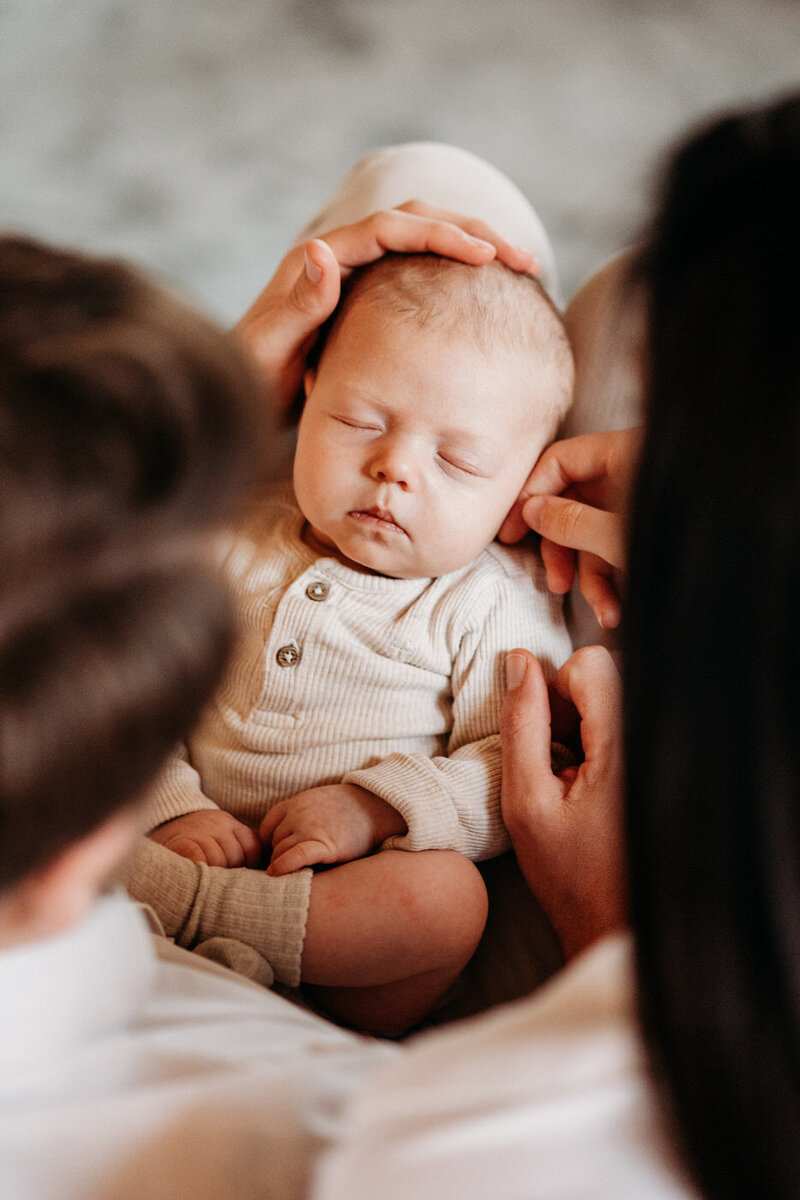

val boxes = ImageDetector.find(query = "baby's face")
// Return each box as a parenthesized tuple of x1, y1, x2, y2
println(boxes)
(294, 301, 553, 579)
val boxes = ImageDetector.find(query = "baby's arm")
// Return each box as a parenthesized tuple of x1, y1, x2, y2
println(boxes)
(146, 747, 261, 868)
(343, 553, 572, 860)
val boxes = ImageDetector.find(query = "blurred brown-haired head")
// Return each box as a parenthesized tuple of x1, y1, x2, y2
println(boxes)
(0, 235, 266, 891)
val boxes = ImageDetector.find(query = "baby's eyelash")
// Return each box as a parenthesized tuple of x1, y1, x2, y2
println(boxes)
(436, 453, 481, 478)
(334, 416, 380, 432)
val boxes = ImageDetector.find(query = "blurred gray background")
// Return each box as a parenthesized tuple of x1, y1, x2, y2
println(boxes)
(2, 0, 798, 321)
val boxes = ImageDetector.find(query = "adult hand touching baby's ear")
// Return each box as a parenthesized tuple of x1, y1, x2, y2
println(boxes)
(498, 428, 640, 630)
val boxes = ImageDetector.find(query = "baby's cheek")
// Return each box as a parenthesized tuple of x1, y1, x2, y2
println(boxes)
(422, 512, 490, 574)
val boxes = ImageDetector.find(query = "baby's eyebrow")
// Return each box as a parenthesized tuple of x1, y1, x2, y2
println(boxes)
(439, 429, 499, 458)
(339, 383, 388, 409)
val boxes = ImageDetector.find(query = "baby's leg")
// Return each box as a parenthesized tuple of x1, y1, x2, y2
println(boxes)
(125, 839, 486, 1035)
(300, 849, 488, 1038)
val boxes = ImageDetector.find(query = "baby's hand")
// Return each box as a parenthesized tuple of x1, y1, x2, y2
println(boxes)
(260, 784, 406, 876)
(149, 811, 262, 868)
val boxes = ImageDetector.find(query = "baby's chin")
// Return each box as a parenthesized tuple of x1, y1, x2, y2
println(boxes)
(311, 525, 492, 579)
(308, 535, 410, 579)
(349, 545, 491, 581)
(333, 541, 435, 580)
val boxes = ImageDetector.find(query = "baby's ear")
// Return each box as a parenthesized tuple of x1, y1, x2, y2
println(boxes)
(303, 367, 317, 399)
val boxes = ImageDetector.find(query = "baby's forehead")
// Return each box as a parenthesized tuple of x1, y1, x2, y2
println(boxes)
(339, 255, 558, 346)
(321, 255, 574, 438)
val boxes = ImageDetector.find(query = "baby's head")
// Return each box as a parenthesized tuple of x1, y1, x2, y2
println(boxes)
(294, 254, 573, 578)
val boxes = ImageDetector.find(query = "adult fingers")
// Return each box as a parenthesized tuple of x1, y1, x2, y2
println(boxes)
(500, 650, 562, 834)
(523, 494, 626, 570)
(321, 208, 500, 273)
(523, 429, 640, 500)
(235, 239, 342, 407)
(498, 429, 634, 546)
(236, 202, 541, 412)
(496, 495, 529, 544)
(550, 647, 623, 771)
(286, 238, 342, 320)
(540, 536, 577, 595)
(395, 200, 540, 274)
(577, 551, 622, 630)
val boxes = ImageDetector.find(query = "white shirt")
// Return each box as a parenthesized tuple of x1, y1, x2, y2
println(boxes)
(0, 891, 394, 1200)
(314, 935, 700, 1200)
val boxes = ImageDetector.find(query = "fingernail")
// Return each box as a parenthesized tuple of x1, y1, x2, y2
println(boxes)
(304, 248, 322, 284)
(470, 237, 495, 252)
(522, 495, 545, 526)
(600, 605, 621, 631)
(505, 651, 527, 691)
(510, 247, 539, 274)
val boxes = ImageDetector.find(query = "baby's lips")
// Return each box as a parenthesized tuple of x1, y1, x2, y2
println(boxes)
(350, 506, 407, 534)
(367, 505, 397, 525)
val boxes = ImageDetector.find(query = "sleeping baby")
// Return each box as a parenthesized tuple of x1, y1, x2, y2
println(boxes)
(138, 251, 574, 1030)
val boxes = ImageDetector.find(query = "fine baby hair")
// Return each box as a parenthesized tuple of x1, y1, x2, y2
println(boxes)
(307, 254, 574, 440)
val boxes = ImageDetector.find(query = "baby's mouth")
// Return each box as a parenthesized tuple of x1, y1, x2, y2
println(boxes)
(348, 507, 407, 535)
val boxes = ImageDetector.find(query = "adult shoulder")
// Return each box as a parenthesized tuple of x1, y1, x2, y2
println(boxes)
(314, 934, 699, 1200)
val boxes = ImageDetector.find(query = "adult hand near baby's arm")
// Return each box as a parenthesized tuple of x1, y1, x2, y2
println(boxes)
(234, 202, 539, 411)
(261, 784, 407, 876)
(148, 810, 263, 868)
(498, 428, 641, 629)
(500, 646, 625, 960)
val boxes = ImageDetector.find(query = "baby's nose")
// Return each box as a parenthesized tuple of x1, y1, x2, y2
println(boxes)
(370, 447, 413, 489)
(374, 466, 408, 489)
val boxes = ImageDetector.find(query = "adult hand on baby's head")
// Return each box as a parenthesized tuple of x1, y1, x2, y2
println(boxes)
(148, 810, 263, 869)
(500, 646, 625, 961)
(260, 784, 406, 876)
(234, 202, 539, 413)
(498, 428, 640, 630)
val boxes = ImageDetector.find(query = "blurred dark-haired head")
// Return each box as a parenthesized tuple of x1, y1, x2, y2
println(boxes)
(624, 93, 800, 1200)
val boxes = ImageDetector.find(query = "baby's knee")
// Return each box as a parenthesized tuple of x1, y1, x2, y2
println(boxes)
(402, 850, 488, 957)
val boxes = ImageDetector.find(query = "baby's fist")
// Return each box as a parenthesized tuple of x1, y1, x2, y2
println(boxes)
(149, 810, 262, 868)
(260, 784, 406, 876)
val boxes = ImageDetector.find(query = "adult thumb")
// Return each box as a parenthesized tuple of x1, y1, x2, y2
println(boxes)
(235, 238, 343, 409)
(284, 238, 342, 329)
(523, 495, 625, 570)
(500, 650, 558, 827)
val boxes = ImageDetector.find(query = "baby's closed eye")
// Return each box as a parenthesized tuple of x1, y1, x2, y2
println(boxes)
(435, 450, 491, 481)
(333, 414, 382, 432)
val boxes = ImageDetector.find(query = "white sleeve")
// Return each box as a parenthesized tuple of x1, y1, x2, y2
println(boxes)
(343, 560, 571, 860)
